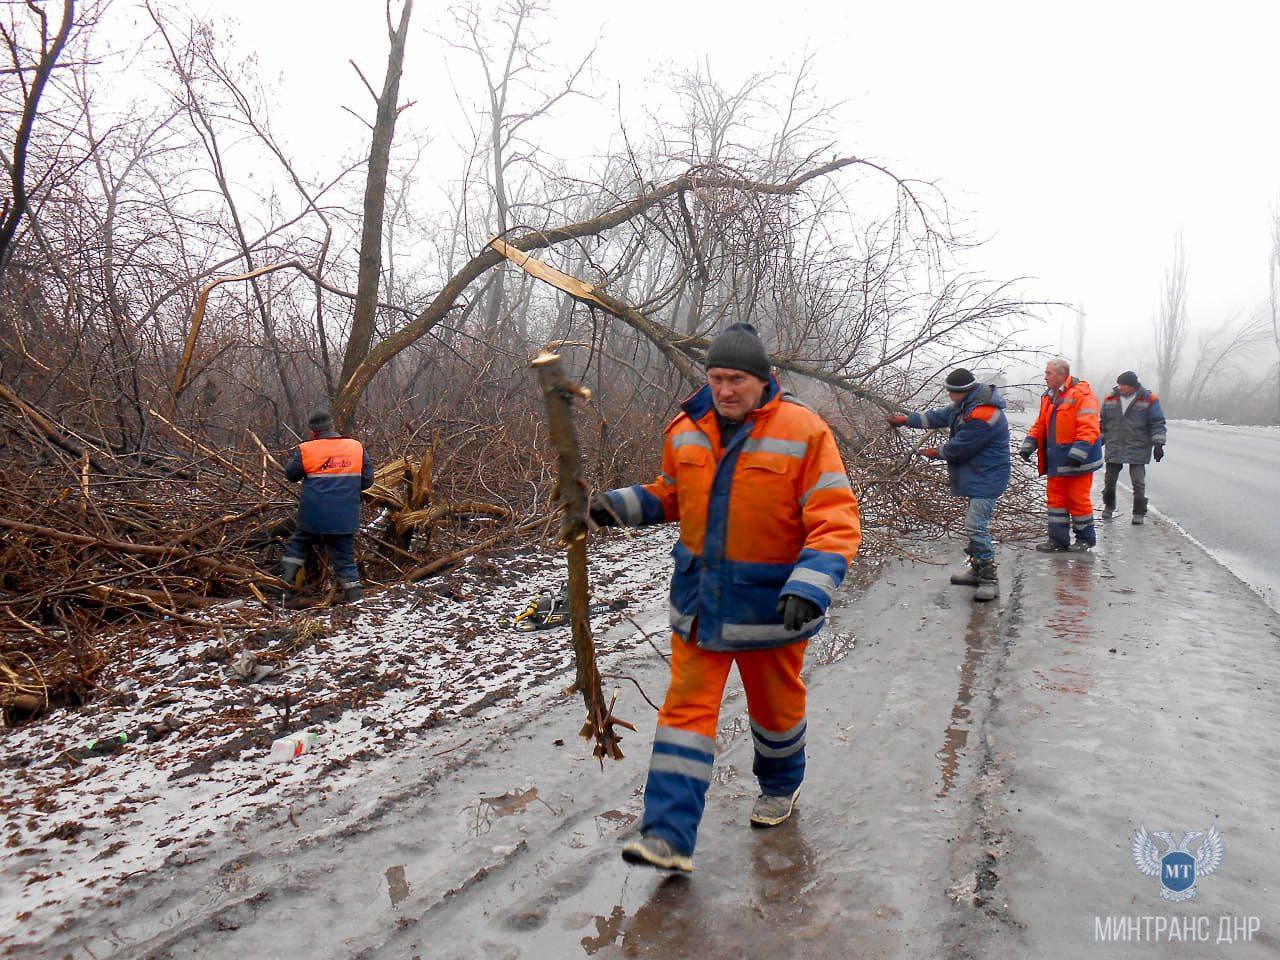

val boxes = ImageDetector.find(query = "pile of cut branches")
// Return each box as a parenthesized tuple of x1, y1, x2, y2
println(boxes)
(0, 381, 525, 725)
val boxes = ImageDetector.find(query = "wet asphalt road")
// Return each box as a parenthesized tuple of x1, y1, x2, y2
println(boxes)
(25, 513, 1280, 959)
(1117, 420, 1280, 611)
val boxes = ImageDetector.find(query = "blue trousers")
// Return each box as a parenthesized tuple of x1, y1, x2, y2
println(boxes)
(283, 530, 360, 587)
(964, 497, 997, 561)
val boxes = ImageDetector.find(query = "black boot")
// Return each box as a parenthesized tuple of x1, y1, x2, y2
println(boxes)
(1132, 495, 1148, 525)
(273, 559, 303, 603)
(974, 560, 999, 602)
(341, 583, 363, 604)
(1101, 470, 1118, 518)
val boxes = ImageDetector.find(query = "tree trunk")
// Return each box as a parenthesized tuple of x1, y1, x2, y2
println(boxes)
(0, 0, 75, 276)
(337, 0, 414, 421)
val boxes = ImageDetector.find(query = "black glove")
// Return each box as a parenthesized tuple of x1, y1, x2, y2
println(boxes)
(1153, 444, 1164, 462)
(1065, 450, 1085, 466)
(1018, 439, 1035, 462)
(777, 594, 821, 631)
(588, 494, 617, 527)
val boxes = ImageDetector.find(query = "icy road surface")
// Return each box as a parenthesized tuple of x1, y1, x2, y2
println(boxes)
(7, 504, 1279, 959)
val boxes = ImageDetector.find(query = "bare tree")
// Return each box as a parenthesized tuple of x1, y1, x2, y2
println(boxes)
(0, 0, 77, 274)
(149, 5, 306, 430)
(1153, 231, 1190, 408)
(1181, 309, 1270, 416)
(336, 0, 414, 412)
(448, 0, 593, 346)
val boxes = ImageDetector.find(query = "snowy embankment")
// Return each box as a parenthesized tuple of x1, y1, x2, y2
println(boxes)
(1168, 417, 1280, 439)
(0, 525, 677, 945)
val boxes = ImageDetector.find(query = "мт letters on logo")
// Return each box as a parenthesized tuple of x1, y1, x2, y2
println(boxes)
(1131, 824, 1224, 902)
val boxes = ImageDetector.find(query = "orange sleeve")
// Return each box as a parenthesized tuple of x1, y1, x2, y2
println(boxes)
(797, 427, 862, 562)
(1073, 384, 1101, 444)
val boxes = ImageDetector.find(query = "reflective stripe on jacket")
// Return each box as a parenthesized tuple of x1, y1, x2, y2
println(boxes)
(602, 379, 861, 652)
(1101, 386, 1167, 464)
(284, 436, 375, 534)
(1026, 377, 1103, 477)
(906, 383, 1011, 498)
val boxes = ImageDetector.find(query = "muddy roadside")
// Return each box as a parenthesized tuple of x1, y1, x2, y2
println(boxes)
(9, 511, 1280, 960)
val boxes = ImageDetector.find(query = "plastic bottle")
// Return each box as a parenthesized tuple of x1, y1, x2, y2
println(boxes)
(268, 731, 319, 762)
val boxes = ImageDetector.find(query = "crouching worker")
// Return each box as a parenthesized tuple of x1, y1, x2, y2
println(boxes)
(887, 367, 1010, 601)
(591, 322, 861, 873)
(279, 408, 375, 603)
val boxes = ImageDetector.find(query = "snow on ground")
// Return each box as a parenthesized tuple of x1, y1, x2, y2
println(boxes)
(1168, 417, 1280, 439)
(0, 525, 677, 943)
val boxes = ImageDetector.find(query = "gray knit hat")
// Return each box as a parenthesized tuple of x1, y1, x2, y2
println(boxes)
(308, 408, 334, 432)
(1116, 370, 1139, 388)
(705, 322, 771, 381)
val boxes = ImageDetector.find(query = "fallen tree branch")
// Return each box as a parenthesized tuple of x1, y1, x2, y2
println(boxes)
(404, 515, 548, 581)
(531, 350, 632, 763)
(0, 516, 281, 585)
(334, 156, 872, 420)
(0, 379, 114, 472)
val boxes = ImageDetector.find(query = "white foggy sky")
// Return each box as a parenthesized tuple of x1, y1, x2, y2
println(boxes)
(161, 0, 1280, 382)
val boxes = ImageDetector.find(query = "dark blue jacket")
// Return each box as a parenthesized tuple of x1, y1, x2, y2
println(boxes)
(284, 434, 374, 534)
(906, 383, 1011, 499)
(1101, 386, 1167, 464)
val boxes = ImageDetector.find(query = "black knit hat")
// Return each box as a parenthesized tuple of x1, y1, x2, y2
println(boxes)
(308, 408, 334, 432)
(944, 367, 977, 392)
(705, 322, 771, 381)
(1116, 370, 1140, 388)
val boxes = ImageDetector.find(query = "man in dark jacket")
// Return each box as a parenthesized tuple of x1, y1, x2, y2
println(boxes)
(280, 408, 375, 602)
(1100, 370, 1167, 525)
(888, 368, 1010, 601)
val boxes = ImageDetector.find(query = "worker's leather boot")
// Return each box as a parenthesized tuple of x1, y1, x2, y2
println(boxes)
(974, 560, 999, 602)
(949, 558, 980, 586)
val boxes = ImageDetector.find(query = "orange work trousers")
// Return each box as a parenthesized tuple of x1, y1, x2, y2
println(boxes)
(1046, 473, 1096, 547)
(639, 628, 808, 855)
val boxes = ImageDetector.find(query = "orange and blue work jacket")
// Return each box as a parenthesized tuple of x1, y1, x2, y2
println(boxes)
(601, 378, 861, 652)
(284, 435, 375, 534)
(1025, 376, 1103, 477)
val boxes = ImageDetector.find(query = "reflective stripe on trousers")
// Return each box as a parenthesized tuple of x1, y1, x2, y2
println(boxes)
(1046, 474, 1095, 547)
(640, 628, 807, 856)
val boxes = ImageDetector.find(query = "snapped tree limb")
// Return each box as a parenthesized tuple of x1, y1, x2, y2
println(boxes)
(530, 350, 633, 763)
(333, 156, 874, 422)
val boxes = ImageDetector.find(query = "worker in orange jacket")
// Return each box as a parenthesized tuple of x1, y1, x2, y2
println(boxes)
(1018, 358, 1103, 551)
(592, 323, 861, 873)
(280, 408, 375, 602)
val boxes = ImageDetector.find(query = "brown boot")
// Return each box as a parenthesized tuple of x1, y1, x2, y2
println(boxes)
(974, 560, 999, 602)
(949, 559, 980, 586)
